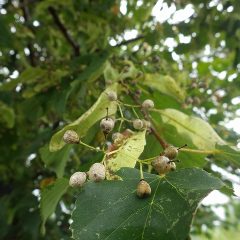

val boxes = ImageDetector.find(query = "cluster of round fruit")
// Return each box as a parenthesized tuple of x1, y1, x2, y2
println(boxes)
(100, 92, 154, 135)
(62, 91, 185, 200)
(136, 144, 186, 198)
(69, 163, 106, 187)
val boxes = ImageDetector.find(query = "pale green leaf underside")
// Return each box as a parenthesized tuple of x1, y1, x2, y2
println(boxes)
(153, 108, 225, 150)
(143, 74, 185, 102)
(71, 168, 223, 240)
(40, 178, 69, 234)
(49, 84, 118, 151)
(39, 144, 71, 178)
(107, 130, 146, 173)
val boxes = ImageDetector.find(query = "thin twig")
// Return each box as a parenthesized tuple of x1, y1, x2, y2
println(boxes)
(115, 35, 145, 47)
(119, 81, 168, 149)
(48, 6, 80, 56)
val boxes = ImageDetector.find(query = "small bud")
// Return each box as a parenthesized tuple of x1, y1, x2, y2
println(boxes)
(185, 97, 193, 105)
(142, 99, 154, 109)
(88, 163, 106, 182)
(198, 82, 208, 88)
(69, 172, 87, 187)
(191, 82, 198, 89)
(100, 117, 115, 134)
(133, 119, 143, 130)
(193, 96, 201, 105)
(107, 91, 118, 101)
(136, 180, 151, 198)
(63, 130, 80, 144)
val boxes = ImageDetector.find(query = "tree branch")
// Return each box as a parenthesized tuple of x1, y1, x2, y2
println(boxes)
(115, 35, 144, 47)
(20, 0, 36, 66)
(48, 6, 80, 56)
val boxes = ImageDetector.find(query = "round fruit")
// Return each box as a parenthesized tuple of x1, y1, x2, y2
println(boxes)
(185, 97, 193, 105)
(63, 130, 80, 144)
(69, 172, 87, 187)
(88, 163, 106, 182)
(133, 119, 143, 130)
(100, 117, 115, 133)
(142, 99, 154, 109)
(142, 120, 151, 129)
(163, 145, 178, 160)
(151, 156, 172, 175)
(136, 180, 151, 198)
(107, 91, 117, 101)
(193, 96, 201, 105)
(112, 132, 124, 143)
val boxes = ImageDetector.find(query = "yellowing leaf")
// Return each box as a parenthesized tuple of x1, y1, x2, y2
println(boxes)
(49, 84, 118, 152)
(143, 74, 185, 102)
(153, 108, 225, 150)
(106, 130, 146, 173)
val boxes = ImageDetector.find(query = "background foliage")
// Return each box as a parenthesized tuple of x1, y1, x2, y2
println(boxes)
(0, 0, 240, 239)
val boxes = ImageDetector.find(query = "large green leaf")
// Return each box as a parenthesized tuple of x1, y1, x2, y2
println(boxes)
(49, 84, 118, 151)
(143, 74, 185, 102)
(152, 108, 225, 150)
(71, 168, 223, 240)
(0, 101, 15, 128)
(40, 178, 69, 234)
(39, 144, 71, 178)
(106, 130, 146, 173)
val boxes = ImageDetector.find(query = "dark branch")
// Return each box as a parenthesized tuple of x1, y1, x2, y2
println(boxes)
(115, 35, 144, 47)
(20, 0, 36, 66)
(48, 6, 80, 56)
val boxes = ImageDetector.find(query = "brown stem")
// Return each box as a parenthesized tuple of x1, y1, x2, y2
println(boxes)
(48, 6, 80, 56)
(120, 81, 168, 149)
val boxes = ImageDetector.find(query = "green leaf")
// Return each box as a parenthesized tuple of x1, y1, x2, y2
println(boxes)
(39, 144, 71, 178)
(143, 74, 185, 102)
(106, 130, 146, 173)
(214, 145, 240, 167)
(0, 16, 13, 48)
(71, 168, 223, 240)
(49, 84, 118, 151)
(0, 67, 46, 91)
(40, 178, 69, 235)
(0, 101, 15, 128)
(104, 61, 119, 84)
(70, 51, 109, 92)
(152, 108, 225, 150)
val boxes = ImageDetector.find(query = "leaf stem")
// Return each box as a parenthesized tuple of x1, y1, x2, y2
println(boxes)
(180, 148, 221, 155)
(79, 141, 102, 152)
(132, 106, 139, 118)
(117, 103, 124, 131)
(139, 156, 158, 163)
(139, 162, 144, 179)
